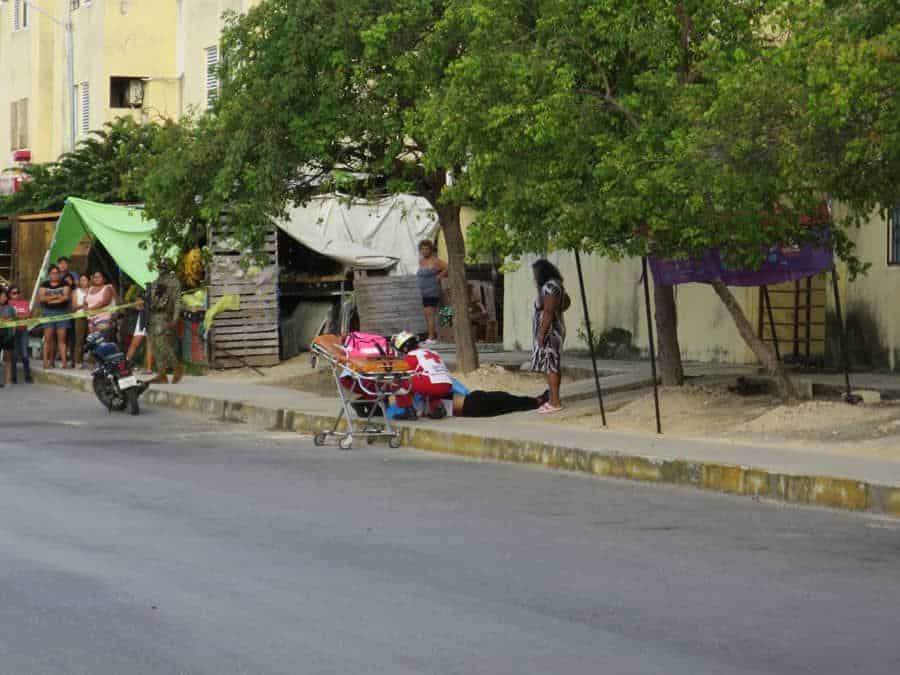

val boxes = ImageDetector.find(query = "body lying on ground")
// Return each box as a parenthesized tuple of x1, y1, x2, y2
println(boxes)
(390, 331, 549, 418)
(320, 331, 549, 419)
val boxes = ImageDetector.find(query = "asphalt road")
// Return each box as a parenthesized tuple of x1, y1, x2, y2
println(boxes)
(2, 385, 899, 674)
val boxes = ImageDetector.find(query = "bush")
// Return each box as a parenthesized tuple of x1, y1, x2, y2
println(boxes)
(576, 325, 639, 359)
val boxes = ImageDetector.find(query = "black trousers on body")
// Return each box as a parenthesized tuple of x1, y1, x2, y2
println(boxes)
(461, 390, 539, 417)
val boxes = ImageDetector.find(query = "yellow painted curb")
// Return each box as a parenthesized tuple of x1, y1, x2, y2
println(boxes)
(31, 369, 897, 518)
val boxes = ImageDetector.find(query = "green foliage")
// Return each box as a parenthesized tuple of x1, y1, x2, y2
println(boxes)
(752, 0, 900, 278)
(132, 0, 897, 285)
(0, 117, 163, 216)
(141, 1, 480, 258)
(576, 325, 639, 359)
(139, 115, 226, 263)
(417, 0, 897, 276)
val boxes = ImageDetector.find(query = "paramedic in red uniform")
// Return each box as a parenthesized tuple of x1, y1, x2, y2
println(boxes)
(391, 331, 453, 420)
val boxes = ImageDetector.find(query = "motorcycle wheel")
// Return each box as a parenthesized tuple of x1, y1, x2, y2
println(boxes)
(92, 375, 116, 411)
(93, 374, 127, 411)
(126, 388, 141, 416)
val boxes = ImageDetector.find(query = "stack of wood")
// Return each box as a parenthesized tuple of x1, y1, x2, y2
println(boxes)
(208, 224, 280, 368)
(355, 273, 427, 337)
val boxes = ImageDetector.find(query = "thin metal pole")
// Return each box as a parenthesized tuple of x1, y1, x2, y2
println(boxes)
(762, 285, 781, 363)
(66, 12, 77, 151)
(574, 250, 606, 426)
(830, 268, 853, 399)
(641, 257, 662, 434)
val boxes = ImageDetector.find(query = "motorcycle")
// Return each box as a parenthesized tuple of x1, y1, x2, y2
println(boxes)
(83, 332, 150, 415)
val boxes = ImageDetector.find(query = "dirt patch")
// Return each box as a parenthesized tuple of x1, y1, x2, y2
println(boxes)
(608, 386, 777, 437)
(454, 365, 549, 396)
(208, 354, 317, 382)
(734, 400, 900, 442)
(546, 383, 900, 452)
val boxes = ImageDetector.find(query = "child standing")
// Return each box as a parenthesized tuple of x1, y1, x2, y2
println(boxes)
(0, 287, 16, 387)
(72, 275, 90, 368)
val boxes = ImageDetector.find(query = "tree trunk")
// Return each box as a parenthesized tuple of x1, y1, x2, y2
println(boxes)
(438, 204, 479, 373)
(710, 279, 798, 400)
(652, 283, 684, 386)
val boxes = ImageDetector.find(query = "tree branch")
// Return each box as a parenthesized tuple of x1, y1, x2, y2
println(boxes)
(675, 2, 699, 85)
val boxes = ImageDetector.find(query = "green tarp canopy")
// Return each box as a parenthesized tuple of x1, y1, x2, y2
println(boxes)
(48, 198, 158, 288)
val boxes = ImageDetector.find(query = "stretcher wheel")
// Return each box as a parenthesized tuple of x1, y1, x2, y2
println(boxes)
(388, 436, 402, 449)
(313, 432, 327, 447)
(339, 435, 354, 450)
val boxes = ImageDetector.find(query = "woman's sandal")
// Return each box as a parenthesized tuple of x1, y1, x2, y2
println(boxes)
(535, 401, 563, 414)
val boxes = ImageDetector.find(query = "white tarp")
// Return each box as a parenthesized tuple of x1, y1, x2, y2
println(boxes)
(279, 193, 440, 274)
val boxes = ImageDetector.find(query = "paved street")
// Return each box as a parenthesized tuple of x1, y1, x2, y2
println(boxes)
(2, 386, 899, 674)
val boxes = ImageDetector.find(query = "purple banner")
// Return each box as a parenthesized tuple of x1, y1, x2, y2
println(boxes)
(650, 243, 833, 287)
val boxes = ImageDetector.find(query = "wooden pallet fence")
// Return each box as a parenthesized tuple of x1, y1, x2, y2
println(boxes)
(355, 274, 427, 336)
(208, 222, 280, 368)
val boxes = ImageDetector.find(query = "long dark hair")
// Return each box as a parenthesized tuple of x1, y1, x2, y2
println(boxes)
(532, 259, 563, 290)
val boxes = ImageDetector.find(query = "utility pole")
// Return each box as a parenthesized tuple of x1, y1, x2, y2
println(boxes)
(65, 0, 76, 152)
(3, 0, 77, 152)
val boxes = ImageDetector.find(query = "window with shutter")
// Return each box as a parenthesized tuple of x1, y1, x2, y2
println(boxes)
(9, 99, 28, 150)
(889, 205, 900, 266)
(13, 0, 28, 31)
(17, 98, 28, 150)
(9, 102, 17, 149)
(205, 46, 219, 109)
(80, 82, 90, 135)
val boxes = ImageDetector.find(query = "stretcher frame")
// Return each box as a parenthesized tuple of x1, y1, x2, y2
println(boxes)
(311, 336, 413, 450)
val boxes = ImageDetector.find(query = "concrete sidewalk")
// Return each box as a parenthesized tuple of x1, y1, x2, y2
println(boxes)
(30, 365, 900, 517)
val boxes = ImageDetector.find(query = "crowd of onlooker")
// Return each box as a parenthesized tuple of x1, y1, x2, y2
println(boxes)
(0, 256, 149, 388)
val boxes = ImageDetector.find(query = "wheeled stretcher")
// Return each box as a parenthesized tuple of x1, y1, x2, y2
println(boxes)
(310, 335, 413, 449)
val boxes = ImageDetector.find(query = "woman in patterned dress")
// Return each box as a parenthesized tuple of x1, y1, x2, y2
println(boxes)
(530, 259, 567, 413)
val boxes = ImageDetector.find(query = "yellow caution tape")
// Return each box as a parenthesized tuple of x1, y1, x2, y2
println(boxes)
(182, 288, 208, 311)
(203, 294, 240, 333)
(2, 293, 242, 332)
(0, 301, 141, 330)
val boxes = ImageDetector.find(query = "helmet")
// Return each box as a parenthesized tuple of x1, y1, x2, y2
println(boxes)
(84, 332, 105, 351)
(392, 331, 418, 353)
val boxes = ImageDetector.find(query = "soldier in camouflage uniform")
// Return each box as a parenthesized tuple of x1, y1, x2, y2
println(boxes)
(148, 271, 184, 385)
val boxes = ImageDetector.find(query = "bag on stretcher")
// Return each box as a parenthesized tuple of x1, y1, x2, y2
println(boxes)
(342, 332, 394, 359)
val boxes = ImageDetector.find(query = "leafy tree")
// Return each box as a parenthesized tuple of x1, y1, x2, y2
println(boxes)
(741, 0, 900, 234)
(139, 114, 226, 261)
(143, 0, 481, 371)
(0, 117, 163, 216)
(415, 0, 897, 398)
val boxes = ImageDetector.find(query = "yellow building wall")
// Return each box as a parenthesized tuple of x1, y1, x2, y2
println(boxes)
(502, 251, 758, 363)
(44, 1, 178, 156)
(4, 0, 261, 166)
(178, 0, 262, 113)
(103, 1, 179, 123)
(435, 205, 480, 262)
(830, 204, 900, 370)
(0, 0, 59, 165)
